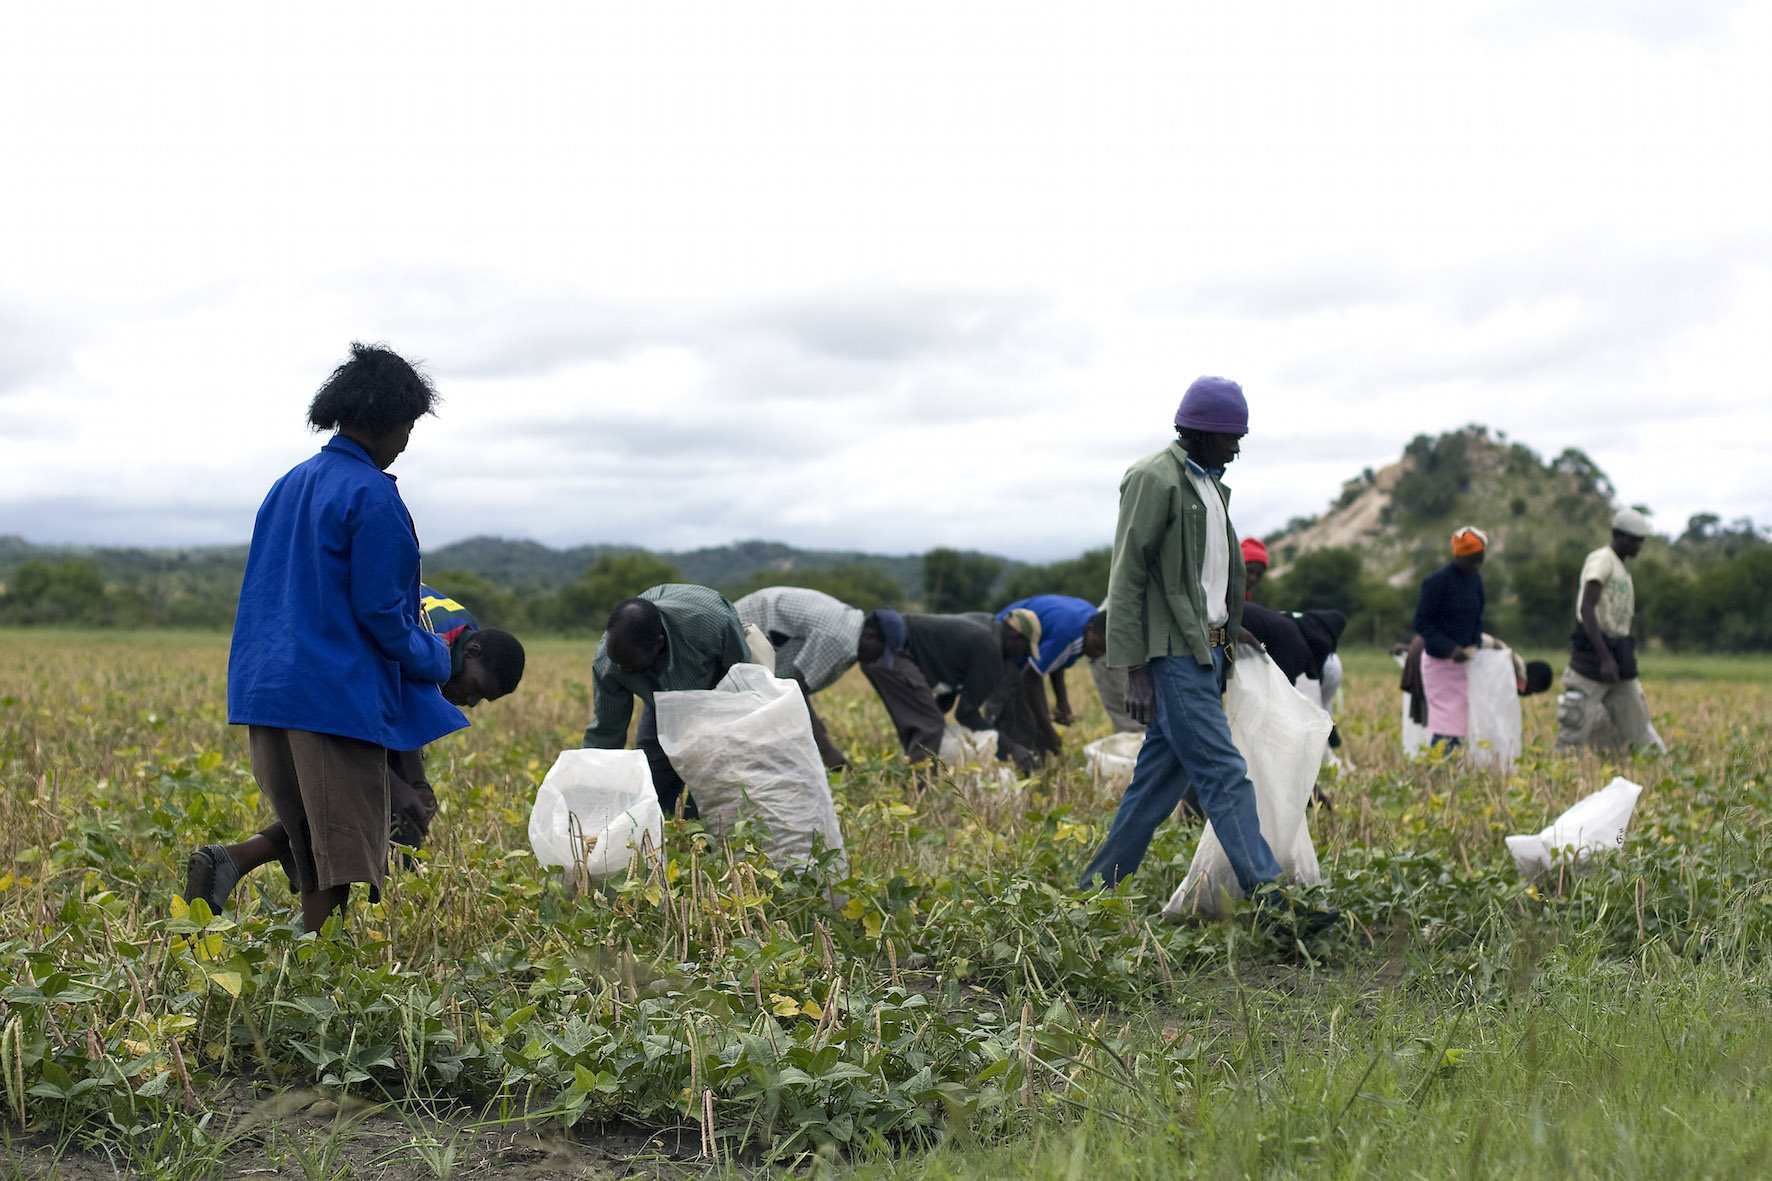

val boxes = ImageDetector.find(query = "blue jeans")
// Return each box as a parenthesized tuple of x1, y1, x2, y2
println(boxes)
(1078, 648, 1282, 895)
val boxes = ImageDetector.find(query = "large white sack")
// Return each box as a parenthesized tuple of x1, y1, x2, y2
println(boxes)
(1505, 775, 1643, 878)
(528, 748, 664, 884)
(938, 723, 999, 768)
(1085, 732, 1143, 789)
(655, 664, 848, 873)
(1164, 647, 1333, 919)
(1466, 648, 1523, 771)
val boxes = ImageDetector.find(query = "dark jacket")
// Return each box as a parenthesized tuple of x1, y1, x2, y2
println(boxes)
(1413, 563, 1485, 659)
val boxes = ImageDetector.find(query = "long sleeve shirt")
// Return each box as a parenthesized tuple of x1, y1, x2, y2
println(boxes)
(1413, 563, 1485, 658)
(734, 586, 865, 694)
(1105, 440, 1246, 670)
(904, 612, 1012, 731)
(997, 595, 1097, 676)
(227, 435, 466, 750)
(582, 584, 749, 749)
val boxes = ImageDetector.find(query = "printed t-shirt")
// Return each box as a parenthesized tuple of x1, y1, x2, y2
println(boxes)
(1575, 546, 1634, 637)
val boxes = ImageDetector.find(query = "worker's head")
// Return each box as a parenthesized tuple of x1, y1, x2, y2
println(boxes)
(1001, 608, 1041, 662)
(1240, 537, 1269, 593)
(1450, 526, 1488, 574)
(1611, 508, 1651, 559)
(442, 628, 526, 707)
(1083, 610, 1107, 661)
(858, 607, 905, 667)
(1174, 376, 1247, 471)
(307, 341, 439, 471)
(605, 598, 668, 676)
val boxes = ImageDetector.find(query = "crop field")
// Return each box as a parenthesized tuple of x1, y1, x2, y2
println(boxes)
(4, 631, 1772, 1179)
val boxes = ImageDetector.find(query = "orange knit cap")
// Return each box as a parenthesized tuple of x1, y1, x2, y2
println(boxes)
(1450, 526, 1489, 557)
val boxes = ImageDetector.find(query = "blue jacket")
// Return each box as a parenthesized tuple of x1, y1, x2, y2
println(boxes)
(998, 595, 1098, 676)
(227, 436, 468, 749)
(1413, 563, 1485, 659)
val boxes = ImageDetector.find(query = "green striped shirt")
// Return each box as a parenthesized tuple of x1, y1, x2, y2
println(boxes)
(583, 584, 748, 749)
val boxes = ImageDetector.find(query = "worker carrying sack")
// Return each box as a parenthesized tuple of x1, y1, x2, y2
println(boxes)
(1163, 646, 1332, 920)
(528, 748, 664, 885)
(655, 664, 848, 874)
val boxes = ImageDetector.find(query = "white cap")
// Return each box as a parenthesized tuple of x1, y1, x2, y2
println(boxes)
(1611, 507, 1652, 538)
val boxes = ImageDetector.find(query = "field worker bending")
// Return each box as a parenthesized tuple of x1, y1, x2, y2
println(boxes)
(858, 607, 1042, 771)
(1240, 537, 1269, 599)
(994, 595, 1107, 753)
(186, 584, 526, 917)
(1412, 527, 1489, 751)
(735, 585, 867, 770)
(1556, 508, 1661, 753)
(217, 343, 469, 934)
(1079, 377, 1333, 930)
(584, 584, 756, 817)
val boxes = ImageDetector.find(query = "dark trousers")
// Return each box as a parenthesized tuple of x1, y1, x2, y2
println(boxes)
(637, 703, 697, 818)
(861, 657, 945, 763)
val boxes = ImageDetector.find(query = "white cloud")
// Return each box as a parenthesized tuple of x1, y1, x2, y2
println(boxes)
(1, 1, 1770, 559)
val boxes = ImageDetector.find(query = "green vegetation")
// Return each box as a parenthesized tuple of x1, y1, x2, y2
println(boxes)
(2, 633, 1771, 1176)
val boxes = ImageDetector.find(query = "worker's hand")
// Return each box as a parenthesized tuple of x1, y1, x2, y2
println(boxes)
(1598, 653, 1621, 683)
(1450, 646, 1474, 663)
(1051, 705, 1074, 726)
(1124, 665, 1154, 726)
(1237, 627, 1264, 652)
(1038, 726, 1064, 755)
(390, 779, 436, 844)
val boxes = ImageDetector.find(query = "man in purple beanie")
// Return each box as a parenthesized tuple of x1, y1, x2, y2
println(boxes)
(1078, 376, 1336, 931)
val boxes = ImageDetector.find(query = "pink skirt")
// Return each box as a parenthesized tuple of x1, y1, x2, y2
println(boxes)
(1420, 654, 1470, 738)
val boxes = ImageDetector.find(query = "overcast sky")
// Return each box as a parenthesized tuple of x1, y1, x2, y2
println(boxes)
(2, 1, 1768, 561)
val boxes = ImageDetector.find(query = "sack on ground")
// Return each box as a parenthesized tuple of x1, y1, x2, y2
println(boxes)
(528, 748, 663, 885)
(655, 664, 847, 873)
(1164, 646, 1333, 919)
(938, 723, 999, 768)
(1465, 647, 1523, 770)
(1505, 775, 1643, 878)
(1084, 732, 1143, 788)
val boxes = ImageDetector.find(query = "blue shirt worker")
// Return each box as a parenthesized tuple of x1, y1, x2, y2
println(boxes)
(1076, 376, 1337, 933)
(996, 595, 1107, 752)
(189, 543, 526, 925)
(202, 344, 467, 935)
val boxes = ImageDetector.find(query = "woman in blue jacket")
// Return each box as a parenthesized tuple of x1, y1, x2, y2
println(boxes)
(211, 342, 467, 933)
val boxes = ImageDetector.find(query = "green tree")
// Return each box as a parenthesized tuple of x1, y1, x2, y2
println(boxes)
(922, 548, 1003, 613)
(727, 562, 906, 613)
(0, 558, 109, 624)
(997, 548, 1110, 609)
(1264, 548, 1365, 616)
(554, 553, 684, 630)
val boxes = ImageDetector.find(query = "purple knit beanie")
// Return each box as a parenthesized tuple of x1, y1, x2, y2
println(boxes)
(1173, 376, 1248, 434)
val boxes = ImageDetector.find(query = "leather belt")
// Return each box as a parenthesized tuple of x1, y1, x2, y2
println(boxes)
(1208, 626, 1231, 648)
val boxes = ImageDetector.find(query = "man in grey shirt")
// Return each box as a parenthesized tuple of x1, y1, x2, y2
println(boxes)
(736, 586, 867, 769)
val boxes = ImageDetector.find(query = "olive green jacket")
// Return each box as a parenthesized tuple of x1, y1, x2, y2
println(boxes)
(1105, 441, 1246, 669)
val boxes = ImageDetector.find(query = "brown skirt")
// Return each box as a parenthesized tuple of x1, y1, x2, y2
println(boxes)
(248, 726, 389, 897)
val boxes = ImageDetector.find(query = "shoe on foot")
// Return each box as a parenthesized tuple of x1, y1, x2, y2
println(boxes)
(183, 845, 239, 915)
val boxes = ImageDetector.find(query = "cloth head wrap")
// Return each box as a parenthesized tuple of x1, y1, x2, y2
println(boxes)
(1450, 526, 1489, 557)
(1173, 376, 1249, 434)
(867, 606, 907, 669)
(1240, 537, 1269, 566)
(1004, 608, 1042, 656)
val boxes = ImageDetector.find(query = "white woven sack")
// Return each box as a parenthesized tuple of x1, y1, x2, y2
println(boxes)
(1084, 732, 1143, 788)
(1466, 648, 1523, 771)
(1506, 775, 1643, 878)
(1164, 647, 1333, 919)
(655, 664, 847, 873)
(938, 723, 999, 768)
(528, 748, 663, 885)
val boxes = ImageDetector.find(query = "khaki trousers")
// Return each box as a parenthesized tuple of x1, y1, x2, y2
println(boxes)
(1553, 668, 1655, 753)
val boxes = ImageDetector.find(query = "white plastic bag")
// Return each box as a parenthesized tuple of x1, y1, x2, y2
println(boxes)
(742, 622, 777, 673)
(938, 723, 999, 768)
(528, 748, 664, 884)
(1505, 775, 1643, 878)
(655, 664, 847, 872)
(1465, 648, 1523, 771)
(1084, 732, 1143, 788)
(1164, 647, 1333, 919)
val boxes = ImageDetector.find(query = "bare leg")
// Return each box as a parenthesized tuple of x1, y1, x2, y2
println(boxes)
(224, 831, 282, 876)
(300, 884, 351, 934)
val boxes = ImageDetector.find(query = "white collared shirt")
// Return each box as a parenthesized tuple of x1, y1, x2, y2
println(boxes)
(1185, 460, 1231, 629)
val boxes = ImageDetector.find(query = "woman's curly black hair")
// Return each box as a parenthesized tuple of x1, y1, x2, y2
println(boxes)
(307, 342, 440, 436)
